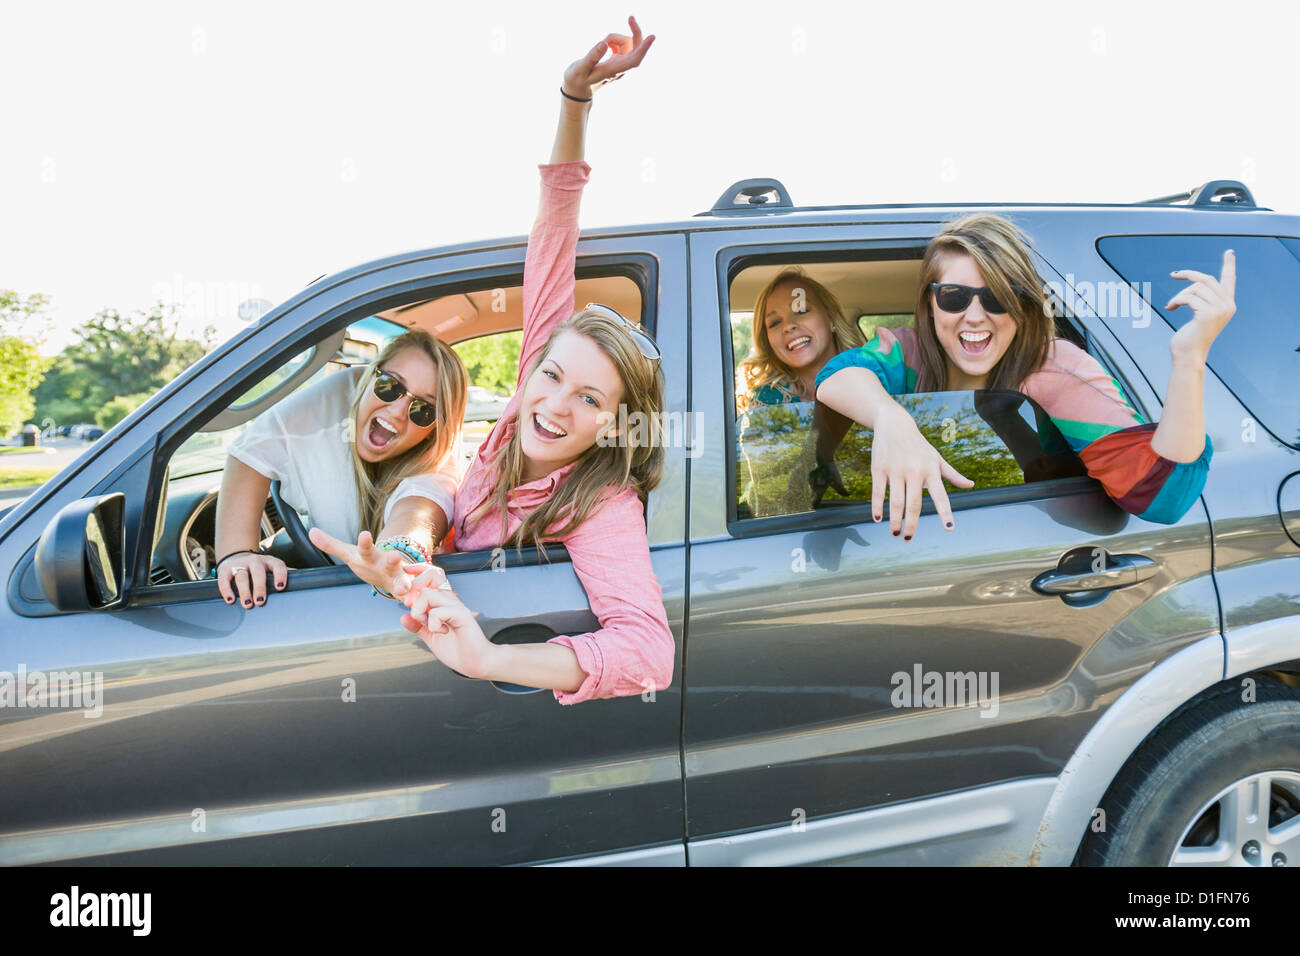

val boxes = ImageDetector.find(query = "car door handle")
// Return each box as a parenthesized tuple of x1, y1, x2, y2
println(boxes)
(1031, 550, 1159, 597)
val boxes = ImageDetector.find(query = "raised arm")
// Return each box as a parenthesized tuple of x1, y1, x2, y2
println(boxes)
(516, 18, 655, 388)
(1153, 250, 1235, 462)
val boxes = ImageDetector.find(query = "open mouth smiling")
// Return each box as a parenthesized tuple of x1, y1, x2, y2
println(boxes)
(365, 415, 401, 451)
(958, 329, 993, 355)
(532, 412, 568, 440)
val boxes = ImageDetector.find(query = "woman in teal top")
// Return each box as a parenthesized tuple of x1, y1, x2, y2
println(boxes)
(815, 213, 1225, 539)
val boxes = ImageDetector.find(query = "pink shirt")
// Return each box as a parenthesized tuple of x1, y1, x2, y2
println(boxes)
(449, 160, 675, 706)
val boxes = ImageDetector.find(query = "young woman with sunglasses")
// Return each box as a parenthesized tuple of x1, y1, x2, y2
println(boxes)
(814, 212, 1230, 540)
(397, 18, 675, 705)
(214, 330, 468, 608)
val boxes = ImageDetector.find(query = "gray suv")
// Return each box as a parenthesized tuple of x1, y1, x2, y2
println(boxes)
(1, 177, 1297, 866)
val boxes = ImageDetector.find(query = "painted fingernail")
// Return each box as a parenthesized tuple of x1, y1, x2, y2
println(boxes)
(892, 530, 900, 537)
(276, 583, 284, 590)
(903, 535, 912, 541)
(255, 597, 264, 605)
(243, 601, 251, 608)
(945, 522, 954, 529)
(225, 597, 233, 604)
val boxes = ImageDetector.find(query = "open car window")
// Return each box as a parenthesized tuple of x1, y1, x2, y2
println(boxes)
(146, 271, 646, 588)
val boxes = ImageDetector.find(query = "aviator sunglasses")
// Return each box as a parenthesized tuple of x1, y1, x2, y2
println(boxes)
(930, 282, 1026, 315)
(371, 370, 438, 428)
(583, 303, 661, 362)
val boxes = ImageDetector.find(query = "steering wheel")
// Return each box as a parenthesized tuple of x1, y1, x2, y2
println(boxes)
(270, 480, 332, 568)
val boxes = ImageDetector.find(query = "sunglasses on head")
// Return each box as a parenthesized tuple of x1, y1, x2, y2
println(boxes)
(930, 282, 1025, 315)
(583, 303, 662, 362)
(371, 370, 438, 428)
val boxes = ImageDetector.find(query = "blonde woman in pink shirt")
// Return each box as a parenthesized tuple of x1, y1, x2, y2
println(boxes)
(398, 18, 673, 706)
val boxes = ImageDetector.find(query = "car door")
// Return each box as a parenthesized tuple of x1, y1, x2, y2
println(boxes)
(0, 232, 688, 866)
(680, 221, 1219, 865)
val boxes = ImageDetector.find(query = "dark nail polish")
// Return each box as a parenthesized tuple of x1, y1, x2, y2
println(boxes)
(892, 530, 900, 537)
(903, 535, 912, 541)
(255, 598, 264, 605)
(243, 601, 251, 608)
(945, 522, 954, 529)
(225, 597, 233, 604)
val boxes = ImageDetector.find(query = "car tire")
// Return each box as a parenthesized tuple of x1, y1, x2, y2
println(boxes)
(1078, 678, 1300, 867)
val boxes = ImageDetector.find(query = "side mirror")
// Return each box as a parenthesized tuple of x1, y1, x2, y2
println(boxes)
(34, 493, 126, 612)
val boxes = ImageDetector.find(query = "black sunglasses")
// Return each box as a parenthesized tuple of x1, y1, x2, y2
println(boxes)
(371, 370, 437, 428)
(930, 282, 1025, 315)
(583, 302, 661, 362)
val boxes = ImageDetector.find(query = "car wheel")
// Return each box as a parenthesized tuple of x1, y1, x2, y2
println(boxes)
(1078, 679, 1300, 867)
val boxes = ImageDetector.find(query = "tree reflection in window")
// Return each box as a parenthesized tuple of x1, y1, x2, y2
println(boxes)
(736, 390, 1087, 519)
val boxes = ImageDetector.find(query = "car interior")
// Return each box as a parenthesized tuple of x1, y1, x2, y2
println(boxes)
(147, 275, 643, 587)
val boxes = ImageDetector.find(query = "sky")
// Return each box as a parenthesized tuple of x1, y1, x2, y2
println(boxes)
(4, 0, 1298, 354)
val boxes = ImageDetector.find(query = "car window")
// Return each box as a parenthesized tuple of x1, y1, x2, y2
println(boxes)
(736, 390, 1088, 520)
(144, 271, 645, 590)
(725, 256, 1098, 523)
(1097, 234, 1300, 448)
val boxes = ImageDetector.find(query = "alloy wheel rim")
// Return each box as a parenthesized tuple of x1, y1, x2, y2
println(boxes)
(1169, 770, 1300, 866)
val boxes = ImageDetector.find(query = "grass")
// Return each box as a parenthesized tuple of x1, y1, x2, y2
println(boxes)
(0, 468, 58, 490)
(0, 445, 54, 455)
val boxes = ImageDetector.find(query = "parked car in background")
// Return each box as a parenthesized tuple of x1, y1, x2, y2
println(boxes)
(464, 385, 511, 423)
(0, 178, 1297, 866)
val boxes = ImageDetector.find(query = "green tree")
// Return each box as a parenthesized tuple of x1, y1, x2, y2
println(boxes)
(32, 303, 212, 429)
(452, 330, 521, 395)
(738, 394, 1032, 517)
(0, 290, 55, 438)
(96, 392, 154, 429)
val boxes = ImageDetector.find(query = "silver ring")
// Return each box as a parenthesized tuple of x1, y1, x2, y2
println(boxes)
(437, 582, 454, 592)
(230, 566, 249, 575)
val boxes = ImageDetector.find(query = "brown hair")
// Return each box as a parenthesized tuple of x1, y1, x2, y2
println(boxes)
(736, 268, 866, 410)
(348, 330, 468, 537)
(913, 214, 1052, 392)
(466, 309, 666, 555)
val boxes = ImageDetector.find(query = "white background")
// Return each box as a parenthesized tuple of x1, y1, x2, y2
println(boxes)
(4, 0, 1297, 352)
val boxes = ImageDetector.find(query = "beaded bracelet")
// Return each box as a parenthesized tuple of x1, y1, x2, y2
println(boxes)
(371, 538, 428, 599)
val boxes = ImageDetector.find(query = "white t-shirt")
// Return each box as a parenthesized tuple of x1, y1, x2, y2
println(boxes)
(228, 366, 461, 561)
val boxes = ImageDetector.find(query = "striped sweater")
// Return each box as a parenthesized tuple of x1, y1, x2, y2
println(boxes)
(813, 325, 1212, 524)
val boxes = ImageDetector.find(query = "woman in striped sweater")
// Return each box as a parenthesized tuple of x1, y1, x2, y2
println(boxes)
(814, 213, 1229, 539)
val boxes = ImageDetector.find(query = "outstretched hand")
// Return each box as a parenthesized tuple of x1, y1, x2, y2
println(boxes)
(400, 567, 499, 680)
(563, 15, 655, 100)
(1167, 249, 1236, 364)
(308, 527, 413, 597)
(870, 403, 974, 540)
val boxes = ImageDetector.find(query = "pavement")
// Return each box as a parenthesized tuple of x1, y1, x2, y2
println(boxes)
(0, 438, 97, 509)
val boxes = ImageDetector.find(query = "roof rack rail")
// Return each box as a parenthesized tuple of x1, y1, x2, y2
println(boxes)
(1142, 179, 1258, 209)
(699, 178, 794, 216)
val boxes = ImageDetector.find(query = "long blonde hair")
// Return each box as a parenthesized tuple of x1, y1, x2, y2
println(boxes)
(349, 331, 468, 537)
(736, 268, 866, 410)
(913, 214, 1052, 392)
(467, 309, 666, 556)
